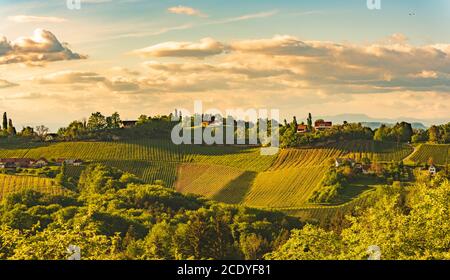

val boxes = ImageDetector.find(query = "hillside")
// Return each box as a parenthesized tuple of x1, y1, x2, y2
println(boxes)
(407, 144, 450, 166)
(0, 139, 415, 220)
(0, 174, 66, 199)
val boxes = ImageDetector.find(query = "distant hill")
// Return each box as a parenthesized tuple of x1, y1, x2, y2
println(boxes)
(316, 113, 432, 129)
(361, 122, 427, 130)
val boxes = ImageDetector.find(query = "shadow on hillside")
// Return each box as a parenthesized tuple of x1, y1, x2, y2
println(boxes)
(212, 171, 257, 204)
(0, 138, 50, 150)
(329, 140, 407, 153)
(127, 139, 261, 157)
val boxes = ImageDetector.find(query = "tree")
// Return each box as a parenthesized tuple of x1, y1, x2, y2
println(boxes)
(429, 125, 439, 143)
(374, 124, 388, 142)
(144, 221, 173, 260)
(35, 125, 49, 140)
(7, 119, 16, 135)
(292, 116, 298, 128)
(307, 113, 313, 131)
(240, 233, 269, 260)
(20, 127, 35, 137)
(87, 112, 107, 131)
(106, 112, 121, 129)
(137, 115, 148, 125)
(2, 112, 7, 131)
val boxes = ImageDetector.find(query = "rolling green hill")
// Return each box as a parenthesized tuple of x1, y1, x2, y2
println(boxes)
(0, 174, 66, 199)
(407, 144, 450, 166)
(0, 139, 414, 221)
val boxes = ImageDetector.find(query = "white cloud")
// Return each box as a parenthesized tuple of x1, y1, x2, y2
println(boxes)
(168, 5, 208, 18)
(132, 38, 227, 58)
(0, 29, 86, 66)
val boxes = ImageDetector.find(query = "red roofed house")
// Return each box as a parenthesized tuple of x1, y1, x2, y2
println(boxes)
(0, 158, 35, 168)
(297, 124, 308, 133)
(315, 120, 332, 131)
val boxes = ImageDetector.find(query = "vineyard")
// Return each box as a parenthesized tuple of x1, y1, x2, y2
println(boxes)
(408, 144, 450, 166)
(0, 139, 414, 222)
(0, 174, 66, 199)
(278, 189, 378, 224)
(175, 164, 250, 202)
(329, 140, 413, 162)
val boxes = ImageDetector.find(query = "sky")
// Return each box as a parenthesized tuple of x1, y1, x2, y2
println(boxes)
(0, 0, 449, 131)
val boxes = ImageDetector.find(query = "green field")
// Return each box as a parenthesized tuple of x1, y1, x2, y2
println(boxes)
(0, 139, 414, 220)
(330, 140, 413, 162)
(0, 174, 66, 199)
(408, 144, 450, 166)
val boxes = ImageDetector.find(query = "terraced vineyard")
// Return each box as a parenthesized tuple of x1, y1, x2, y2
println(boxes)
(330, 140, 413, 162)
(0, 139, 410, 218)
(243, 166, 327, 208)
(0, 139, 275, 187)
(175, 164, 253, 203)
(279, 189, 377, 224)
(0, 174, 66, 199)
(408, 144, 450, 166)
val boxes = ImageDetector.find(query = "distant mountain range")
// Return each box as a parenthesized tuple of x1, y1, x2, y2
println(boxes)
(316, 114, 448, 130)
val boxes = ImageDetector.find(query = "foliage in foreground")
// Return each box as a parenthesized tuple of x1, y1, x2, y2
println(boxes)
(267, 178, 450, 260)
(0, 164, 300, 260)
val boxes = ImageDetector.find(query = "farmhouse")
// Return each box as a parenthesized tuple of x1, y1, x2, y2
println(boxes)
(0, 158, 35, 168)
(429, 165, 437, 176)
(202, 116, 216, 127)
(34, 158, 49, 168)
(56, 159, 84, 166)
(121, 120, 137, 128)
(297, 124, 308, 133)
(335, 158, 356, 168)
(45, 133, 59, 142)
(315, 120, 332, 131)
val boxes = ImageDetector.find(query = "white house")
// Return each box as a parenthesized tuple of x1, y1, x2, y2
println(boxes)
(429, 165, 437, 176)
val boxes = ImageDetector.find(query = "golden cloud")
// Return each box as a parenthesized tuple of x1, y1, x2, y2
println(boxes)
(0, 29, 86, 66)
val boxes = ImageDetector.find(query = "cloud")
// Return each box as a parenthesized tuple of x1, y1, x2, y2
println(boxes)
(168, 5, 207, 18)
(130, 34, 450, 94)
(0, 29, 86, 66)
(8, 15, 67, 23)
(33, 70, 140, 93)
(35, 71, 105, 84)
(132, 38, 227, 58)
(230, 35, 333, 56)
(0, 79, 18, 89)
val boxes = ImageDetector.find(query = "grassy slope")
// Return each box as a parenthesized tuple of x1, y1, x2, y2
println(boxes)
(407, 144, 450, 166)
(0, 139, 415, 220)
(0, 174, 65, 199)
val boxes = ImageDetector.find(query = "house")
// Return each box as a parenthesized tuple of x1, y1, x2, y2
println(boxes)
(335, 158, 356, 168)
(315, 120, 332, 131)
(45, 133, 59, 142)
(0, 158, 35, 168)
(297, 124, 308, 133)
(429, 165, 437, 176)
(56, 158, 84, 166)
(120, 120, 137, 128)
(33, 158, 49, 168)
(73, 159, 83, 166)
(202, 116, 216, 127)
